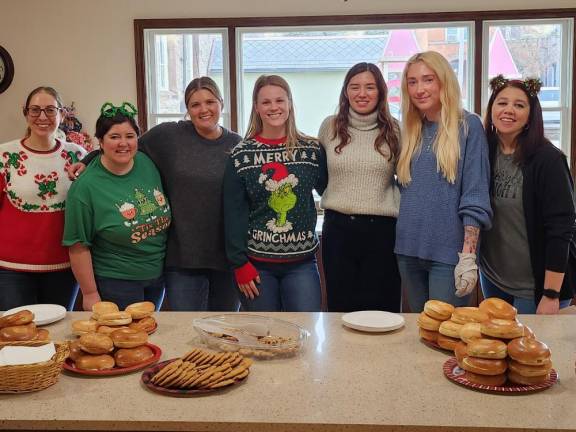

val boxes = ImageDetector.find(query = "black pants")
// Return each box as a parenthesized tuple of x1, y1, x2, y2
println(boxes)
(0, 268, 78, 311)
(321, 210, 401, 312)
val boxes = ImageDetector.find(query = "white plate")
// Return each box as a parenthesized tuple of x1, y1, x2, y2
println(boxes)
(2, 304, 67, 326)
(341, 310, 405, 333)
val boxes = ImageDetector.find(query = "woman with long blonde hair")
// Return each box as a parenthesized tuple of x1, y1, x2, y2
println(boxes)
(395, 51, 492, 312)
(223, 75, 326, 311)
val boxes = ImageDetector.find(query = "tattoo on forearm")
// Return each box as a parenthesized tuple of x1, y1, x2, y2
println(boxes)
(463, 226, 480, 254)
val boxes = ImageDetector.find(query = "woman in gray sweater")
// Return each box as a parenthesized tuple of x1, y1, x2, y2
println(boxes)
(318, 63, 401, 312)
(71, 77, 241, 311)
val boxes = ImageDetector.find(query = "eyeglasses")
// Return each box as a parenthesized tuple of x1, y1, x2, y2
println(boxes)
(25, 106, 61, 118)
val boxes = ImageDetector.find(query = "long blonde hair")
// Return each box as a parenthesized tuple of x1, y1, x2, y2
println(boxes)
(396, 51, 464, 185)
(245, 75, 310, 155)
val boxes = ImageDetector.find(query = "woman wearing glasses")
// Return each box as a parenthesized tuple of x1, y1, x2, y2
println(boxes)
(0, 86, 86, 310)
(63, 103, 171, 311)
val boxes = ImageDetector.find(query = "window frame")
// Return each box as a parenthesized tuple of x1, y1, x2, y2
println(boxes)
(134, 8, 576, 175)
(481, 18, 574, 154)
(235, 22, 474, 136)
(143, 27, 231, 129)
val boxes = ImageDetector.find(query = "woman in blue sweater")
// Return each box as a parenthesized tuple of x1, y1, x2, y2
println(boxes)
(395, 51, 493, 312)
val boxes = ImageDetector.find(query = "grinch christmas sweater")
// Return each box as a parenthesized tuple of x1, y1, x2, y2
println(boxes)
(223, 136, 326, 281)
(0, 139, 86, 271)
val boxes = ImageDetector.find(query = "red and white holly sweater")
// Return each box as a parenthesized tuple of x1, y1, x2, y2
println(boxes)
(0, 139, 86, 271)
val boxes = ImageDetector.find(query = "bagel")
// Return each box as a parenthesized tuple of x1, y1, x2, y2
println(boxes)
(0, 310, 34, 328)
(466, 338, 507, 359)
(481, 319, 524, 339)
(125, 301, 155, 319)
(423, 300, 454, 321)
(461, 356, 507, 376)
(439, 320, 463, 339)
(417, 312, 442, 331)
(479, 297, 517, 320)
(451, 307, 489, 325)
(507, 337, 551, 366)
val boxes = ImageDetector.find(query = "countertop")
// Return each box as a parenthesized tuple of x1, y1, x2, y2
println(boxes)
(0, 312, 574, 432)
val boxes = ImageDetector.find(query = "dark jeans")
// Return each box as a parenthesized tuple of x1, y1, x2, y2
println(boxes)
(164, 268, 240, 311)
(0, 268, 78, 311)
(95, 275, 165, 311)
(241, 257, 321, 312)
(322, 210, 401, 312)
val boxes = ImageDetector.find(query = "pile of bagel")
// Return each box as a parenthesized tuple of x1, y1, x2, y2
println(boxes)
(0, 310, 49, 342)
(71, 301, 157, 337)
(68, 301, 157, 371)
(418, 298, 553, 387)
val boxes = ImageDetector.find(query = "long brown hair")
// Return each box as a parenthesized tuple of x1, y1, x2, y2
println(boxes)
(333, 63, 399, 160)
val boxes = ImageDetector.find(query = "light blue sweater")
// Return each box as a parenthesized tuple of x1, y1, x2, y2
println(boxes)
(395, 112, 493, 265)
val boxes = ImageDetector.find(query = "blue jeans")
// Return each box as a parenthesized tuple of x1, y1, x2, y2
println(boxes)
(397, 255, 470, 312)
(479, 272, 572, 314)
(241, 257, 321, 312)
(164, 268, 240, 311)
(0, 268, 78, 311)
(95, 275, 165, 311)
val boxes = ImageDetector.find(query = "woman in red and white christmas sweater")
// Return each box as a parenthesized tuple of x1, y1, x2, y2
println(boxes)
(223, 75, 327, 311)
(0, 87, 86, 310)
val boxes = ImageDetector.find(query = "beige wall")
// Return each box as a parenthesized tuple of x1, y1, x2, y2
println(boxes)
(0, 0, 573, 142)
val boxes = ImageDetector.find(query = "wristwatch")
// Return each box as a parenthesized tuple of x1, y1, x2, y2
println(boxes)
(542, 288, 560, 299)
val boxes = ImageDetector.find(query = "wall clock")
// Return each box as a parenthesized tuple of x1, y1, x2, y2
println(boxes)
(0, 45, 15, 94)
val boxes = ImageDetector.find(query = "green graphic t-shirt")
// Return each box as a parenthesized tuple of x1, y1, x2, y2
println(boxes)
(63, 153, 171, 280)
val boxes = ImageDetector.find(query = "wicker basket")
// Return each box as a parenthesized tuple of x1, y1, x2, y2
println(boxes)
(0, 340, 69, 393)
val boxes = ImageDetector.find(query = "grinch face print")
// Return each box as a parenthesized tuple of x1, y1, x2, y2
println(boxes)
(258, 162, 298, 234)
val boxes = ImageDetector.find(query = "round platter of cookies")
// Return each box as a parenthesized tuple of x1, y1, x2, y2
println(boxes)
(141, 347, 252, 397)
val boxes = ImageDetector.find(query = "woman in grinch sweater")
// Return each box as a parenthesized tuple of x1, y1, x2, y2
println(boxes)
(0, 86, 86, 310)
(223, 75, 326, 311)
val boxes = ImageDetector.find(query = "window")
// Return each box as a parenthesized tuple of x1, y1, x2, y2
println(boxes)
(156, 36, 169, 91)
(236, 24, 472, 136)
(135, 10, 575, 170)
(144, 29, 230, 128)
(482, 19, 573, 152)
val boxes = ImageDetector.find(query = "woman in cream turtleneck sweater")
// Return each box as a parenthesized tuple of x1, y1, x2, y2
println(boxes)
(318, 63, 401, 312)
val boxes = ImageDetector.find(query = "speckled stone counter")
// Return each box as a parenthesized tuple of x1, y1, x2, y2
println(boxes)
(0, 312, 574, 432)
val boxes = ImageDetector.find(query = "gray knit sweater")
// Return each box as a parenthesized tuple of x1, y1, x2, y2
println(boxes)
(138, 121, 241, 271)
(318, 110, 400, 217)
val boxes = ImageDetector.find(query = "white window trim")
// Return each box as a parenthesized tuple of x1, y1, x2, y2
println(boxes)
(481, 18, 573, 157)
(235, 22, 474, 136)
(144, 28, 231, 129)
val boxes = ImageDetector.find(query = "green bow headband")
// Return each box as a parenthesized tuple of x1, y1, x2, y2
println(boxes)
(100, 102, 138, 119)
(489, 74, 542, 98)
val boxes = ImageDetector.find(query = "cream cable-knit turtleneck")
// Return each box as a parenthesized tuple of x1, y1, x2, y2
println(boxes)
(318, 109, 399, 217)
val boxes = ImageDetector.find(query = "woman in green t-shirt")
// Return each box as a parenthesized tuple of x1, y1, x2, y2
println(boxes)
(63, 104, 172, 311)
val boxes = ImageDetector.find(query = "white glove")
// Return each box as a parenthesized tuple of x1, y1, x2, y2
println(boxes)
(454, 252, 478, 298)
